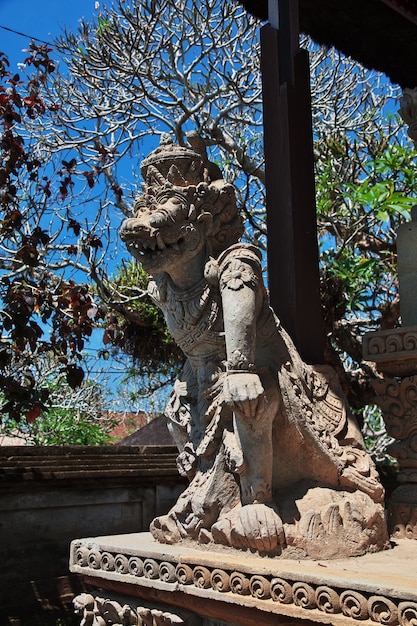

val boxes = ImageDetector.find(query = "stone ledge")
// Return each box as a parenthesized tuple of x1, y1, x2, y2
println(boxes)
(0, 445, 179, 483)
(70, 533, 417, 626)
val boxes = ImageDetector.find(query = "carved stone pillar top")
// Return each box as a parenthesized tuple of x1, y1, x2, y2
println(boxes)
(363, 325, 417, 376)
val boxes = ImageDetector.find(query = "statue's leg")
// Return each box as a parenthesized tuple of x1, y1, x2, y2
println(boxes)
(233, 370, 279, 504)
(233, 410, 273, 504)
(211, 373, 286, 554)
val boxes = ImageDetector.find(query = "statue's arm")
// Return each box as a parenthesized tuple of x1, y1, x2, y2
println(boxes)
(219, 250, 265, 420)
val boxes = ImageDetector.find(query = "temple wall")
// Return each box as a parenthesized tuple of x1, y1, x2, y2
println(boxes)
(0, 445, 185, 616)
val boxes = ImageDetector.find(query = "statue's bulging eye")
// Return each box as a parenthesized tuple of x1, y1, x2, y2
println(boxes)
(155, 191, 187, 207)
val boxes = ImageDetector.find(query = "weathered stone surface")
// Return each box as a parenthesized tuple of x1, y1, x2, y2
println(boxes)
(0, 444, 179, 481)
(400, 88, 417, 148)
(70, 532, 417, 626)
(0, 446, 185, 613)
(120, 136, 387, 558)
(370, 375, 417, 539)
(73, 592, 187, 625)
(397, 209, 417, 328)
(363, 326, 417, 377)
(363, 206, 417, 540)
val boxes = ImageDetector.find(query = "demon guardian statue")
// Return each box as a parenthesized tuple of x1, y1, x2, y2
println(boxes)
(120, 135, 388, 559)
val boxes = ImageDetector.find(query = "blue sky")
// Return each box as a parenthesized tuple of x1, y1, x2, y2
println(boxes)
(0, 0, 97, 65)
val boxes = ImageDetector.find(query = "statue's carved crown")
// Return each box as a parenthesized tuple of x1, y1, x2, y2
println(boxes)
(135, 134, 243, 256)
(141, 133, 222, 188)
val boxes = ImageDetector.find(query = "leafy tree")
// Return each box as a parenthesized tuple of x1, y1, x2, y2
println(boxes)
(103, 260, 181, 366)
(0, 42, 113, 425)
(28, 406, 112, 446)
(100, 260, 183, 412)
(1, 0, 416, 444)
(317, 131, 417, 406)
(0, 355, 116, 445)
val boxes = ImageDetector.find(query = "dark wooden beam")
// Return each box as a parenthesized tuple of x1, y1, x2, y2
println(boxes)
(261, 0, 324, 364)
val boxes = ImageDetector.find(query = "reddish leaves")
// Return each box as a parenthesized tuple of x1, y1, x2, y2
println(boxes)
(83, 170, 96, 188)
(0, 275, 103, 419)
(26, 405, 42, 423)
(84, 233, 103, 249)
(68, 218, 81, 236)
(0, 47, 102, 420)
(66, 364, 85, 389)
(23, 41, 55, 74)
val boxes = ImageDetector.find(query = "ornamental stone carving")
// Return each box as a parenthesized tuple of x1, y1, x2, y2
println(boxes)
(73, 594, 186, 626)
(399, 88, 417, 148)
(363, 327, 417, 377)
(363, 206, 417, 538)
(120, 134, 388, 558)
(70, 539, 417, 626)
(371, 375, 417, 538)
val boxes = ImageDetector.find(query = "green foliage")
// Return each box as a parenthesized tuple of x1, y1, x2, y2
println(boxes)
(317, 128, 417, 323)
(107, 260, 183, 368)
(29, 406, 113, 445)
(315, 124, 417, 412)
(0, 369, 115, 445)
(2, 405, 114, 446)
(96, 260, 183, 410)
(322, 253, 380, 313)
(97, 16, 111, 37)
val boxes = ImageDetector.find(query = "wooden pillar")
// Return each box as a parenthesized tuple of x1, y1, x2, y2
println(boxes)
(261, 0, 324, 364)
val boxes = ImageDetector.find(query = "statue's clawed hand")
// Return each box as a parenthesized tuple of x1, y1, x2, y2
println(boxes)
(223, 372, 265, 420)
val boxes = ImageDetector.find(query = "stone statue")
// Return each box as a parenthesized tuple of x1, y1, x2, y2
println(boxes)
(120, 135, 388, 559)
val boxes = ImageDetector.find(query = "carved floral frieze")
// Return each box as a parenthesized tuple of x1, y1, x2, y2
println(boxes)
(370, 376, 417, 537)
(71, 543, 417, 626)
(371, 376, 417, 442)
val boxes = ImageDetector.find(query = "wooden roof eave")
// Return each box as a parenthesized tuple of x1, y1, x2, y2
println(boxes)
(239, 0, 417, 88)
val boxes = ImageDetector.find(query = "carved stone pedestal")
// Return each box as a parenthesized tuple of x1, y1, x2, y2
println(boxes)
(363, 326, 417, 538)
(70, 532, 417, 626)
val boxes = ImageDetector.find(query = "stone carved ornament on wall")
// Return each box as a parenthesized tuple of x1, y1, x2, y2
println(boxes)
(71, 553, 417, 626)
(73, 593, 185, 625)
(120, 134, 389, 559)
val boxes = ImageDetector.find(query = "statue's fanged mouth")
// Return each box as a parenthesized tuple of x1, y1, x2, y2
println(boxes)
(122, 229, 187, 264)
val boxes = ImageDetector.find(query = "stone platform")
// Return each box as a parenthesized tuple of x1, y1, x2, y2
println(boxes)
(70, 533, 417, 626)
